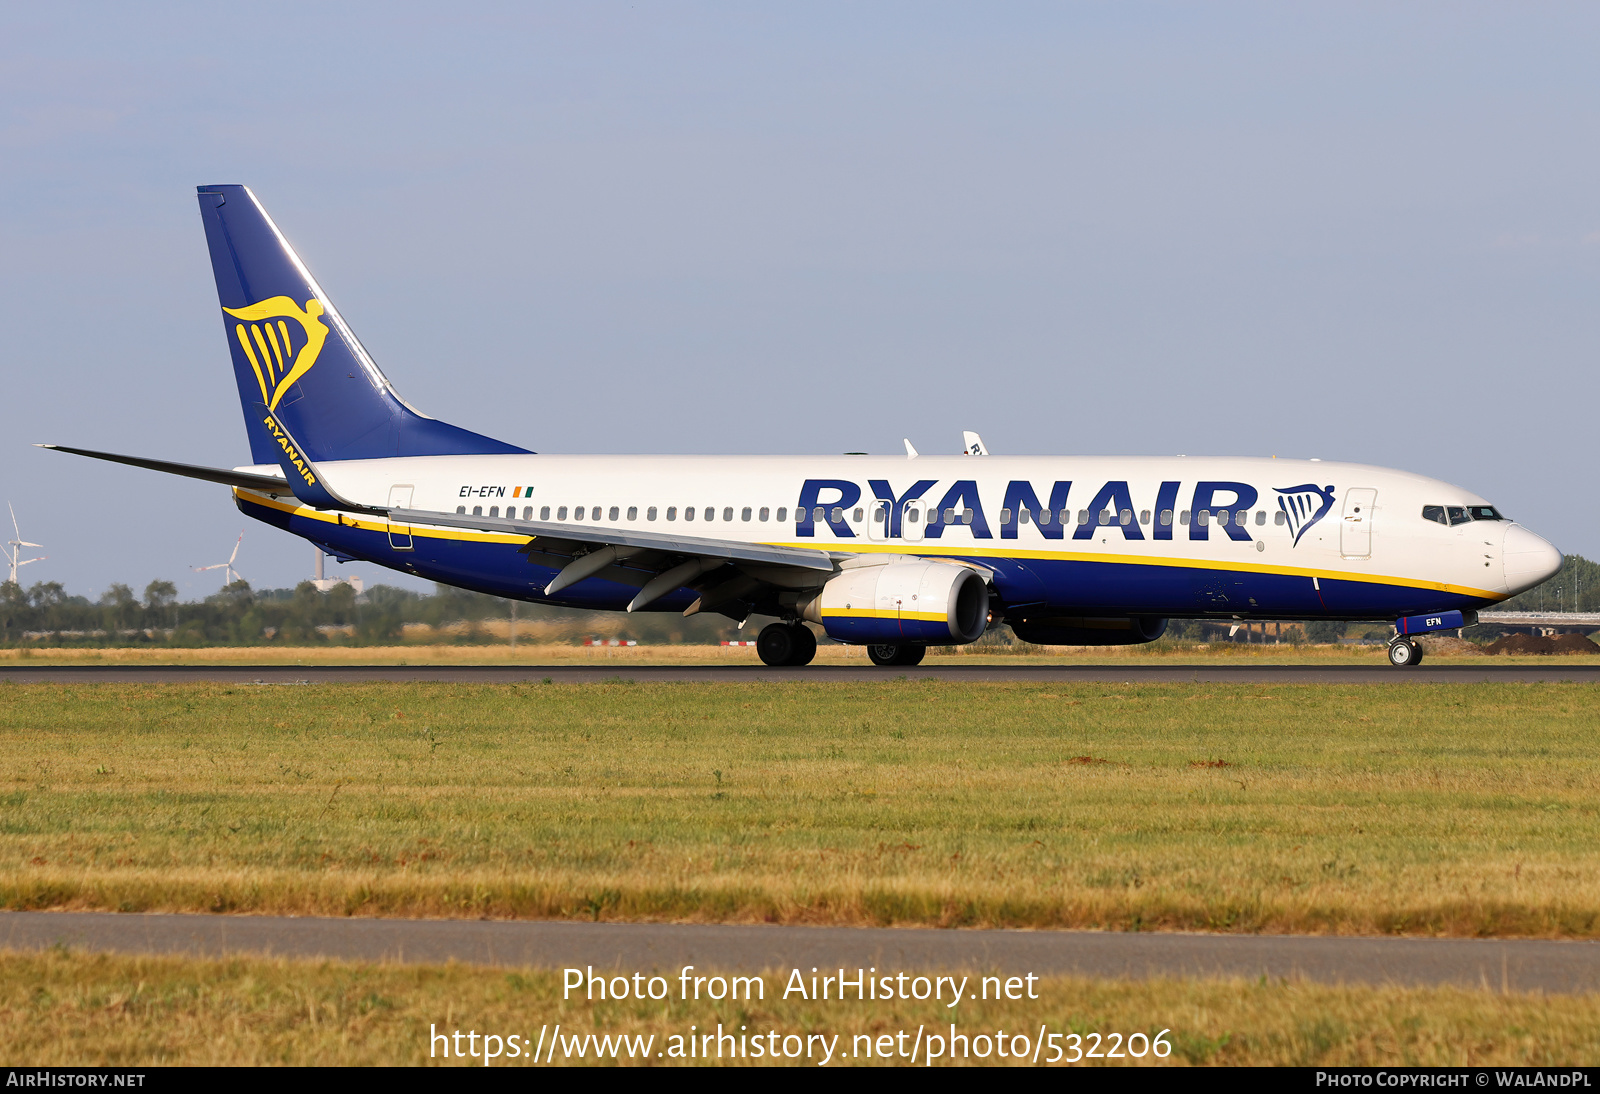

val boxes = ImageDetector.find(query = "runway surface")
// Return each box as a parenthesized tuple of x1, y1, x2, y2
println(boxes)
(1, 663, 1597, 684)
(2, 912, 1595, 993)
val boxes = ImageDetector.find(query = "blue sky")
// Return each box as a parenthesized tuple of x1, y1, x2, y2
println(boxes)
(4, 3, 1598, 597)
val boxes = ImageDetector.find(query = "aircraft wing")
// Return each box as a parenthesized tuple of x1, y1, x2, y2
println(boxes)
(391, 506, 838, 615)
(393, 508, 836, 570)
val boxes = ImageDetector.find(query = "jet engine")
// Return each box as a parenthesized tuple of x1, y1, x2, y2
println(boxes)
(799, 560, 989, 645)
(1008, 616, 1168, 646)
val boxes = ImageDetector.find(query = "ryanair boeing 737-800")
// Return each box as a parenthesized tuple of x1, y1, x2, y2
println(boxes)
(41, 185, 1563, 668)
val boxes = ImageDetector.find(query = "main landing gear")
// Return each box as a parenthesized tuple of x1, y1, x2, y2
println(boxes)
(1387, 637, 1425, 668)
(757, 622, 818, 667)
(867, 643, 926, 667)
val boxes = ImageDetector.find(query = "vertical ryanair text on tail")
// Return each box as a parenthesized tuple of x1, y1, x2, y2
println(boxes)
(38, 185, 1563, 667)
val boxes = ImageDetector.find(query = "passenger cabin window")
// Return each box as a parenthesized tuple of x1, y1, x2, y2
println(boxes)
(760, 507, 770, 521)
(626, 506, 637, 521)
(1255, 510, 1265, 526)
(1196, 510, 1209, 526)
(557, 506, 568, 520)
(706, 507, 717, 521)
(1000, 508, 1013, 524)
(813, 507, 824, 522)
(684, 507, 694, 521)
(666, 507, 677, 521)
(1077, 510, 1089, 525)
(872, 507, 886, 523)
(906, 508, 920, 523)
(647, 506, 657, 521)
(962, 510, 973, 525)
(1140, 510, 1151, 525)
(574, 506, 585, 521)
(540, 506, 551, 520)
(1274, 511, 1286, 526)
(489, 506, 499, 517)
(456, 505, 466, 514)
(473, 505, 483, 516)
(609, 506, 619, 521)
(723, 507, 734, 521)
(1119, 509, 1132, 525)
(1017, 508, 1029, 524)
(852, 507, 863, 522)
(777, 507, 787, 522)
(831, 506, 843, 523)
(742, 507, 752, 521)
(1179, 510, 1190, 525)
(1159, 510, 1172, 526)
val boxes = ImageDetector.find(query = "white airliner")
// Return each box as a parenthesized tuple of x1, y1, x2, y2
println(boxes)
(42, 186, 1563, 668)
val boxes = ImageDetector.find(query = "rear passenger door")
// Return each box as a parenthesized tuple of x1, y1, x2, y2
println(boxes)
(388, 485, 414, 550)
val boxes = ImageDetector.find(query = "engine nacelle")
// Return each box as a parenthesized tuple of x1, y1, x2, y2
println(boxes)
(1009, 616, 1168, 646)
(801, 560, 989, 645)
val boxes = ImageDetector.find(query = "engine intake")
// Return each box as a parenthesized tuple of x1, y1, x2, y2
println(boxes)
(1009, 616, 1168, 646)
(801, 560, 989, 645)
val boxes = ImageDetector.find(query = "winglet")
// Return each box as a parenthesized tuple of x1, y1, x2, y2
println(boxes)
(903, 438, 919, 459)
(961, 430, 990, 456)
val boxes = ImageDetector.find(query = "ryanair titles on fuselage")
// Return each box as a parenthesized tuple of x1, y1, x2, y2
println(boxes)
(450, 475, 1336, 546)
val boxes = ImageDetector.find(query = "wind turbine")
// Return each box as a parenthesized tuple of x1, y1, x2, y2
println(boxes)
(193, 530, 246, 586)
(6, 503, 46, 586)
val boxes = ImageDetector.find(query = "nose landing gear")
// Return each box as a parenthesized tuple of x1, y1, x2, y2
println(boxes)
(1387, 637, 1424, 668)
(756, 622, 818, 667)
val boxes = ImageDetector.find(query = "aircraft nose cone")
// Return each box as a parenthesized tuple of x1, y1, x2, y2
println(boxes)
(1503, 524, 1562, 594)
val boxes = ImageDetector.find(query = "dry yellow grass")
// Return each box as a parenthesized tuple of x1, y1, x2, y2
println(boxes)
(2, 949, 1597, 1066)
(0, 641, 1589, 667)
(3, 681, 1600, 935)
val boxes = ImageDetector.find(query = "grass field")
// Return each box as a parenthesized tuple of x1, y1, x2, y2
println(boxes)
(2, 680, 1599, 936)
(4, 949, 1597, 1066)
(0, 640, 1595, 666)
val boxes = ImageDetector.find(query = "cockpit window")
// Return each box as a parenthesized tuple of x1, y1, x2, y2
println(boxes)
(1423, 504, 1505, 526)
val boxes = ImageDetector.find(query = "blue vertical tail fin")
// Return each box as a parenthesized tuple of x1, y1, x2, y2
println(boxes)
(196, 185, 528, 465)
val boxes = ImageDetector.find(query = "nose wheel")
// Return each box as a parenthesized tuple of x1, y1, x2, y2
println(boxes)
(1387, 637, 1424, 668)
(756, 622, 818, 667)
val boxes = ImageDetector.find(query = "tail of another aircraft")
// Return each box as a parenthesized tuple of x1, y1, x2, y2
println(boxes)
(196, 185, 527, 465)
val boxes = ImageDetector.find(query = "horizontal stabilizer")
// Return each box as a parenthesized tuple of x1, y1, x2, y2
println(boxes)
(36, 444, 290, 492)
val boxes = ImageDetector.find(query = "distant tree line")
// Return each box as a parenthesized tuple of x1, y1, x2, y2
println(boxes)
(0, 579, 750, 647)
(2, 553, 1591, 648)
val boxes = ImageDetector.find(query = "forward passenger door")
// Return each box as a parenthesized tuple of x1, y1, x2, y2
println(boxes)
(1340, 488, 1376, 559)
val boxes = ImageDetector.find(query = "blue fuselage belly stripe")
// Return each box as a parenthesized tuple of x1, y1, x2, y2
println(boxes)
(239, 497, 1491, 619)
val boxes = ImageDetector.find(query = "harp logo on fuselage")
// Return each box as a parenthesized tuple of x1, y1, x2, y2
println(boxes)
(223, 296, 330, 411)
(1274, 484, 1336, 547)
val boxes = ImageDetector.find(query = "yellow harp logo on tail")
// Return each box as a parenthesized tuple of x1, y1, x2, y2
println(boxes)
(222, 297, 330, 411)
